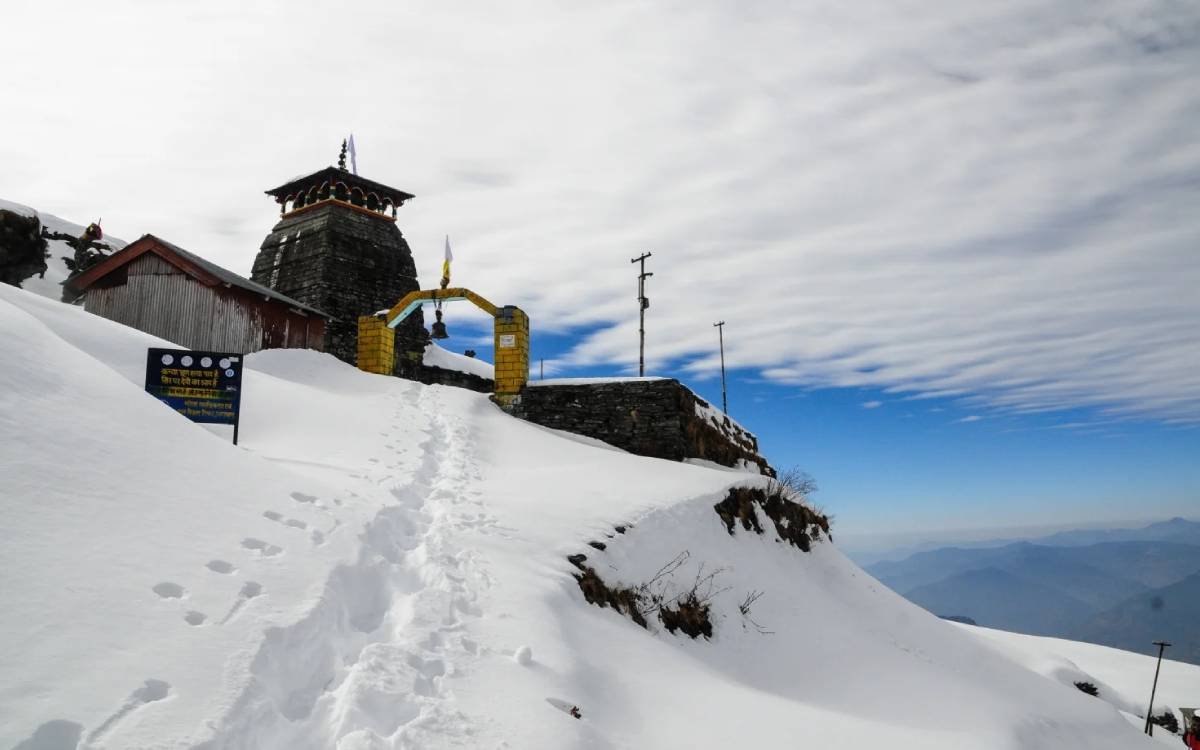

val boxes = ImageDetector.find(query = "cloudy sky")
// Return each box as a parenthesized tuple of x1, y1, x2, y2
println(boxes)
(4, 0, 1197, 542)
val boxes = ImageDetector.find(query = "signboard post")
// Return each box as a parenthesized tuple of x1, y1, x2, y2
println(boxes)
(145, 348, 244, 444)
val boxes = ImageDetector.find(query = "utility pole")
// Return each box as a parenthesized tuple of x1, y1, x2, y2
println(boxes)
(631, 252, 653, 376)
(1144, 641, 1171, 735)
(714, 321, 727, 415)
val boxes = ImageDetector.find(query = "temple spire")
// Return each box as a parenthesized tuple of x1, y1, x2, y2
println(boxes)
(337, 139, 348, 171)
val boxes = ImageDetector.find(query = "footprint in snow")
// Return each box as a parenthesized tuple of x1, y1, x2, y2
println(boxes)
(184, 611, 207, 626)
(152, 582, 184, 599)
(262, 510, 308, 530)
(10, 719, 84, 749)
(290, 491, 318, 504)
(83, 679, 171, 745)
(219, 581, 264, 624)
(241, 538, 283, 557)
(206, 560, 236, 575)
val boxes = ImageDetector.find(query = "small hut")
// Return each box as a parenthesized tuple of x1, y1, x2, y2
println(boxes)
(66, 234, 328, 353)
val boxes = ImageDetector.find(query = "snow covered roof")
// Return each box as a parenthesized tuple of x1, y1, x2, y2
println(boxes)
(422, 343, 494, 379)
(528, 376, 669, 387)
(68, 234, 329, 318)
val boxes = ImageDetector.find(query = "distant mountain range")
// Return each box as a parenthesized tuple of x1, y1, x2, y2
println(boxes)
(1072, 572, 1200, 666)
(1033, 517, 1200, 548)
(866, 518, 1200, 664)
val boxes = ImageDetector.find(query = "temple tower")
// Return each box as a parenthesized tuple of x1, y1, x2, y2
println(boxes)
(251, 147, 426, 364)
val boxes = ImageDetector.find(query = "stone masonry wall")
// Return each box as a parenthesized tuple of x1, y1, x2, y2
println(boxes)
(402, 363, 493, 393)
(251, 202, 424, 364)
(510, 379, 773, 474)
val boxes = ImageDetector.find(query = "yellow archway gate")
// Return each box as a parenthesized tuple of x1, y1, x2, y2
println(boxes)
(357, 287, 530, 404)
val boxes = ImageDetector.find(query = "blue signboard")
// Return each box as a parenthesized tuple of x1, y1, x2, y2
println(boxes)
(145, 348, 244, 443)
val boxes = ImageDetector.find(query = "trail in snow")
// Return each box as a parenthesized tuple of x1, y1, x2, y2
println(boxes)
(209, 386, 499, 749)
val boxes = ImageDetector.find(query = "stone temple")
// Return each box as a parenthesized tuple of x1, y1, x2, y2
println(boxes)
(251, 150, 426, 365)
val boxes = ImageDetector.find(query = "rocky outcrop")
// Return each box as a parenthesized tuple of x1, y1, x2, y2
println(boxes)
(0, 210, 48, 287)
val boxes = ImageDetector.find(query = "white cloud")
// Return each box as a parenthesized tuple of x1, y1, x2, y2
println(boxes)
(2, 1, 1198, 422)
(862, 401, 883, 409)
(958, 415, 984, 423)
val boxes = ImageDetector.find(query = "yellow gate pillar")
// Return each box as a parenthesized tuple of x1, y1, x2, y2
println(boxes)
(357, 314, 395, 375)
(493, 305, 529, 406)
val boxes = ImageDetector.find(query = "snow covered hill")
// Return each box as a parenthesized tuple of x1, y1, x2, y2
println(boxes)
(0, 198, 126, 300)
(2, 280, 1197, 749)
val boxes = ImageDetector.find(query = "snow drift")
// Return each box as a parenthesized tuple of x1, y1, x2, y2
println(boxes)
(1, 280, 1196, 749)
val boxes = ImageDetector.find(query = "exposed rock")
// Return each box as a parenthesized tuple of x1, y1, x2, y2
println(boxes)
(0, 210, 48, 287)
(713, 484, 830, 552)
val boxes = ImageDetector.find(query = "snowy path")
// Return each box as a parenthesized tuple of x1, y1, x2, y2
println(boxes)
(209, 386, 500, 749)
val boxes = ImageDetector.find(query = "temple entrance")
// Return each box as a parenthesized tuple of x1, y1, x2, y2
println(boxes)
(357, 287, 529, 405)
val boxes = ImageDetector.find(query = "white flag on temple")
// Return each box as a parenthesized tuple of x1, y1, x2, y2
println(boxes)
(442, 235, 453, 284)
(347, 133, 358, 175)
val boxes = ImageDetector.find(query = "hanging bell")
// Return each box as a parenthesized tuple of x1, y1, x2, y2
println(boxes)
(430, 308, 449, 340)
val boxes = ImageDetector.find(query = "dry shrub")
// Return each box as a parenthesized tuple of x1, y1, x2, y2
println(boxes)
(713, 477, 831, 552)
(569, 555, 648, 629)
(659, 591, 713, 638)
(568, 551, 720, 639)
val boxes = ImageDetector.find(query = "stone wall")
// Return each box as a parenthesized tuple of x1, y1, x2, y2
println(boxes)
(509, 379, 773, 474)
(251, 202, 424, 364)
(399, 361, 493, 393)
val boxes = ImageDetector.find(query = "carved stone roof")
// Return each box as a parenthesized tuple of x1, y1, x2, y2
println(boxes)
(265, 166, 414, 206)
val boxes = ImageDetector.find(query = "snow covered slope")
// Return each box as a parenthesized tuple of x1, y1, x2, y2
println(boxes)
(1, 281, 1192, 749)
(0, 198, 126, 300)
(959, 624, 1200, 738)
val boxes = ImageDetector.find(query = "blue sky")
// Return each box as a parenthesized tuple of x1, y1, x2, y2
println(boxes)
(3, 1, 1197, 549)
(425, 310, 1198, 543)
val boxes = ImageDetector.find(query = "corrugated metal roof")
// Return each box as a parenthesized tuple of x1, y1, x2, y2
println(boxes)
(143, 235, 330, 318)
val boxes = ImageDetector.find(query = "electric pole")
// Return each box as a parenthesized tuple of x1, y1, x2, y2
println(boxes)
(1144, 641, 1171, 735)
(631, 252, 653, 376)
(714, 321, 727, 415)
